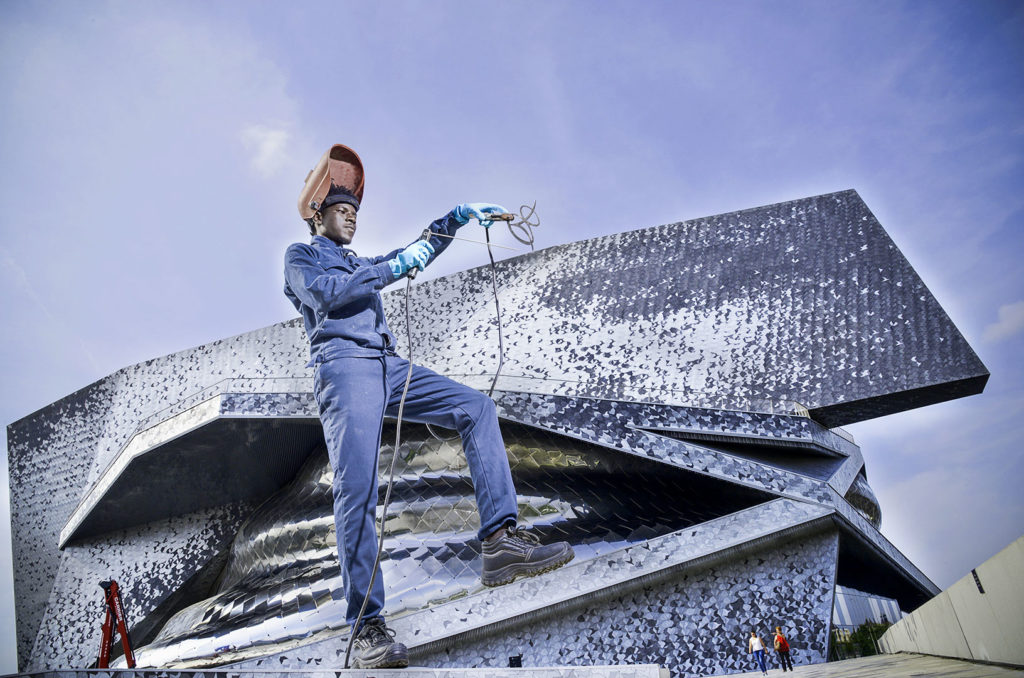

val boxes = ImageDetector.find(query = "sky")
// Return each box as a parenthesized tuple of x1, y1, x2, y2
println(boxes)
(1, 0, 1022, 672)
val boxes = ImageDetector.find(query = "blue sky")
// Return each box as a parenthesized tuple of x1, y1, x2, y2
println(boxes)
(1, 1, 1022, 671)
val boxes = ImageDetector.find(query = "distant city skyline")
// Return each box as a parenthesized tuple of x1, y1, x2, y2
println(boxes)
(2, 1, 1022, 673)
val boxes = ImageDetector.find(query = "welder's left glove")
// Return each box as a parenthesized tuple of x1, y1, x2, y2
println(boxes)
(452, 202, 509, 228)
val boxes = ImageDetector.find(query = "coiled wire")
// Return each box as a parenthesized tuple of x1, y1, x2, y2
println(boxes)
(344, 224, 508, 667)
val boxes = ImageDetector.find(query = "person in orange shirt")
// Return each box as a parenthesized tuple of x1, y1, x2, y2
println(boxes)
(774, 625, 794, 672)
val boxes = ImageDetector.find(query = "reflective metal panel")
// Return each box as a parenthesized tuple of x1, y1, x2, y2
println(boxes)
(130, 422, 773, 667)
(844, 473, 882, 529)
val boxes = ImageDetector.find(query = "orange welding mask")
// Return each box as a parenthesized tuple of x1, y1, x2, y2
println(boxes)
(298, 144, 365, 220)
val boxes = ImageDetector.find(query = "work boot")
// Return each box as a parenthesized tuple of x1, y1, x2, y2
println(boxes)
(481, 527, 574, 587)
(351, 617, 408, 669)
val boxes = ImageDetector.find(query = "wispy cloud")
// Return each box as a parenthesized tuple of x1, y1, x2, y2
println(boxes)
(983, 300, 1024, 342)
(241, 124, 292, 178)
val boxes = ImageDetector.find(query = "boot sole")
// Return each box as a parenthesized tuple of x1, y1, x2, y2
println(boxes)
(481, 546, 575, 587)
(353, 643, 409, 669)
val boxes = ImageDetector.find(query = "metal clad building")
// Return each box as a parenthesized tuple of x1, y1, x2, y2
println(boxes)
(6, 190, 987, 676)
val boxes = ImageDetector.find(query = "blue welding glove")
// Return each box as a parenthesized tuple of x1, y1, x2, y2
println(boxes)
(452, 202, 509, 228)
(388, 240, 435, 278)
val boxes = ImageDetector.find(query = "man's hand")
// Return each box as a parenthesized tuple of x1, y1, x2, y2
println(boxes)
(388, 241, 435, 279)
(452, 202, 509, 228)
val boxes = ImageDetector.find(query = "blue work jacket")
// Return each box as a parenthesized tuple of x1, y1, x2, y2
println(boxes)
(284, 212, 461, 365)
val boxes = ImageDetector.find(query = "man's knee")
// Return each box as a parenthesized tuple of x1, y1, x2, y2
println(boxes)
(470, 389, 497, 420)
(451, 388, 497, 428)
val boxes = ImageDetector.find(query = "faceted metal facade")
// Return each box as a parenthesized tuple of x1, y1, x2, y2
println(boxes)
(15, 667, 669, 678)
(6, 190, 985, 674)
(384, 189, 987, 426)
(135, 424, 774, 667)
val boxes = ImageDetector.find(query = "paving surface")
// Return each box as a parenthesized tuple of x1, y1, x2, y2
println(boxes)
(11, 667, 666, 678)
(722, 652, 1022, 677)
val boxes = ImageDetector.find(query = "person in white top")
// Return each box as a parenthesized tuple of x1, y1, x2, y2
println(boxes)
(748, 630, 768, 675)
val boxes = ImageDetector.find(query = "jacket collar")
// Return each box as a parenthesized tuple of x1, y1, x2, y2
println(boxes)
(311, 235, 354, 256)
(311, 234, 340, 249)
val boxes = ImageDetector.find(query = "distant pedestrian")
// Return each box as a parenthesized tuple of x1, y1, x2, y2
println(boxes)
(748, 630, 768, 675)
(774, 625, 794, 672)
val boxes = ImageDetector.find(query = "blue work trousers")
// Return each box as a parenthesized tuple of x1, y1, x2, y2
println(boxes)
(313, 354, 518, 627)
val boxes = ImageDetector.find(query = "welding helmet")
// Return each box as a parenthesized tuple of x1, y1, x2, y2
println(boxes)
(298, 144, 365, 219)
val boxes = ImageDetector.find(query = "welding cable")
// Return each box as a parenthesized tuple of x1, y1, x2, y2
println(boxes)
(345, 219, 513, 666)
(424, 225, 507, 441)
(344, 275, 418, 669)
(484, 225, 505, 398)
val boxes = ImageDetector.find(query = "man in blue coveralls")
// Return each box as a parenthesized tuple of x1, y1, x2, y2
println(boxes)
(284, 144, 574, 669)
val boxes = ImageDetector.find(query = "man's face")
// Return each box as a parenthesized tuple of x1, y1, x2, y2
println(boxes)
(316, 202, 358, 245)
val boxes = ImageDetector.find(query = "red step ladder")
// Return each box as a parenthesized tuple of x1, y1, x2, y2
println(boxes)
(97, 580, 136, 668)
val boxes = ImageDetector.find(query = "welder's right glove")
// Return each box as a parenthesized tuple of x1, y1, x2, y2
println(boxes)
(452, 203, 509, 228)
(388, 241, 435, 278)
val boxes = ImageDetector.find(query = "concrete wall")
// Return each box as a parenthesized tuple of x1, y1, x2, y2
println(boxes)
(880, 536, 1024, 666)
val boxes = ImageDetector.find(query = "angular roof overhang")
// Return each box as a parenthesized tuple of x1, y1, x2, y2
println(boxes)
(60, 391, 323, 547)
